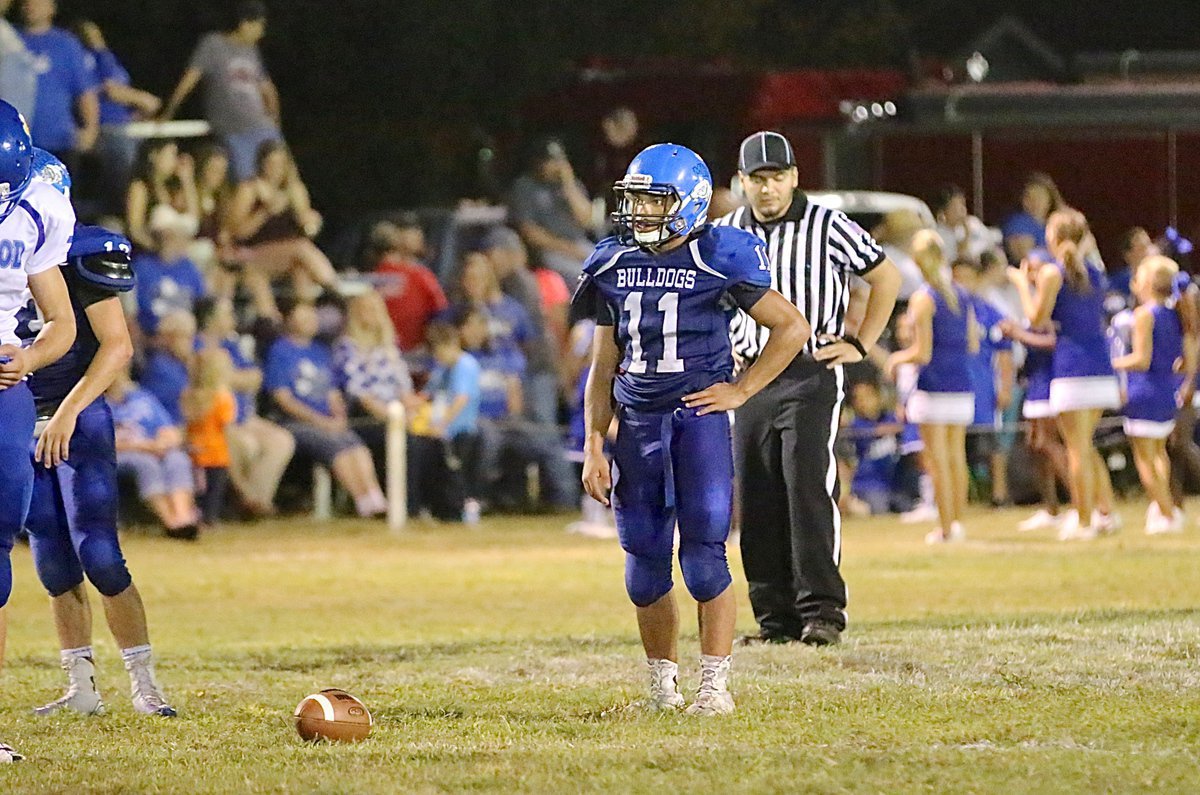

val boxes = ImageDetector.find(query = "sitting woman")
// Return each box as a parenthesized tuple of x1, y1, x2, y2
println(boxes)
(190, 142, 237, 296)
(106, 367, 200, 540)
(227, 140, 339, 319)
(334, 290, 417, 476)
(264, 300, 386, 518)
(125, 139, 199, 252)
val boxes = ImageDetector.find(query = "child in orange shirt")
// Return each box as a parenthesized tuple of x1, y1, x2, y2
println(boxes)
(184, 348, 237, 526)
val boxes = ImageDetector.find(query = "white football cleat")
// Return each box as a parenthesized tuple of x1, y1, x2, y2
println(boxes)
(1018, 509, 1062, 532)
(126, 653, 177, 718)
(0, 742, 22, 762)
(34, 655, 104, 716)
(686, 655, 734, 716)
(624, 659, 684, 712)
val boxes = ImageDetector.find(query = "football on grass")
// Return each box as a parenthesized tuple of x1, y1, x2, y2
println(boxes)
(294, 689, 373, 743)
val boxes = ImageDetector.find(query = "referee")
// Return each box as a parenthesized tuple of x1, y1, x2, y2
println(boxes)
(716, 131, 901, 645)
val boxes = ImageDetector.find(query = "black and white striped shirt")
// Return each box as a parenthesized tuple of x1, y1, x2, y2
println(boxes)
(714, 192, 885, 360)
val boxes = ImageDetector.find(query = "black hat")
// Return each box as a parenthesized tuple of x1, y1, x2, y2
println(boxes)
(738, 131, 795, 174)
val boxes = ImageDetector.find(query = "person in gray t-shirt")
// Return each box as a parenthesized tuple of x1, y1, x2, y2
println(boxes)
(160, 1, 281, 181)
(508, 137, 594, 282)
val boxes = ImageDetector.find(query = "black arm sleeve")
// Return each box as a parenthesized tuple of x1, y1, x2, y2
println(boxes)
(66, 267, 120, 311)
(725, 283, 771, 314)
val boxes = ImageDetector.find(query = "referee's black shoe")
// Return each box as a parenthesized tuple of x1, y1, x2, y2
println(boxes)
(799, 620, 842, 647)
(738, 631, 800, 646)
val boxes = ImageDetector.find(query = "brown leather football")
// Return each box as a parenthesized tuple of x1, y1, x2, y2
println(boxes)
(294, 689, 373, 743)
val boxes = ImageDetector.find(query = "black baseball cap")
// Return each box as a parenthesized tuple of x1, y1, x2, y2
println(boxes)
(738, 131, 796, 174)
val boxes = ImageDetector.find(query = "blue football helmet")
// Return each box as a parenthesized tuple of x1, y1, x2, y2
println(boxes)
(0, 100, 34, 225)
(612, 143, 712, 249)
(32, 147, 72, 198)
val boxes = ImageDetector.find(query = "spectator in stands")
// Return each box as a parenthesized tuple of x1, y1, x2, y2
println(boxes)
(20, 0, 98, 175)
(590, 107, 641, 201)
(952, 258, 1015, 505)
(106, 366, 199, 540)
(125, 140, 199, 252)
(182, 346, 236, 526)
(371, 216, 447, 352)
(334, 290, 416, 478)
(160, 0, 281, 182)
(481, 226, 562, 424)
(845, 380, 906, 515)
(140, 309, 196, 426)
(459, 309, 575, 511)
(195, 296, 295, 516)
(228, 140, 338, 319)
(265, 300, 386, 518)
(933, 184, 1001, 264)
(415, 321, 483, 522)
(0, 0, 38, 125)
(1110, 226, 1157, 301)
(872, 208, 926, 300)
(74, 19, 159, 212)
(508, 136, 594, 281)
(190, 142, 236, 294)
(133, 205, 207, 336)
(453, 251, 534, 357)
(1002, 172, 1064, 265)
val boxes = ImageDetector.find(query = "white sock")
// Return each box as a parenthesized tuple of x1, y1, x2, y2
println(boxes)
(121, 645, 152, 665)
(61, 646, 93, 663)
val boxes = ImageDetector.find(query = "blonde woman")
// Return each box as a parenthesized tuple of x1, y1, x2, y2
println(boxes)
(887, 230, 977, 544)
(1009, 209, 1119, 540)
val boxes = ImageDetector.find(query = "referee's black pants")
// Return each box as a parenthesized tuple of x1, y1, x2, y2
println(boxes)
(735, 359, 846, 637)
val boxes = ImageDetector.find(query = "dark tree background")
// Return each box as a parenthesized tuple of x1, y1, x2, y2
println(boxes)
(50, 0, 1200, 232)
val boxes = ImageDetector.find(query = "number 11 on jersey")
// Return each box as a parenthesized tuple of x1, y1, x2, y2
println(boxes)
(625, 291, 684, 374)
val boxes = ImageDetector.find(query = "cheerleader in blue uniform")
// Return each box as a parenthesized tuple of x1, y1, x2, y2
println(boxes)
(887, 230, 977, 544)
(1002, 250, 1068, 531)
(1114, 256, 1188, 533)
(1011, 209, 1118, 540)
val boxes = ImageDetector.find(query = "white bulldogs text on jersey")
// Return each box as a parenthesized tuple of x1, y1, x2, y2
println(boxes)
(616, 267, 697, 290)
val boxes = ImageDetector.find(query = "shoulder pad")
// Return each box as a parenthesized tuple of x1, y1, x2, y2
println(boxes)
(704, 226, 771, 285)
(582, 236, 633, 277)
(74, 250, 136, 293)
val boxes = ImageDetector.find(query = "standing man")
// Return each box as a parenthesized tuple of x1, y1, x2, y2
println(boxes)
(160, 1, 281, 182)
(717, 131, 901, 646)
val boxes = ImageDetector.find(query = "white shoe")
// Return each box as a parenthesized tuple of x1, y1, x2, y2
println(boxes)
(1145, 504, 1183, 536)
(900, 503, 939, 524)
(34, 655, 104, 716)
(626, 659, 684, 712)
(924, 523, 965, 544)
(1058, 511, 1097, 541)
(1018, 509, 1062, 532)
(126, 653, 177, 717)
(685, 656, 735, 716)
(0, 742, 22, 762)
(1172, 508, 1186, 532)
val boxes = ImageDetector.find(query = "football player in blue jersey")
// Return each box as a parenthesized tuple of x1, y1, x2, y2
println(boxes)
(19, 225, 176, 718)
(577, 144, 810, 715)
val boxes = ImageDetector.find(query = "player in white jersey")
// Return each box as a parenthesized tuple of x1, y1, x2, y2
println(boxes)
(0, 99, 78, 762)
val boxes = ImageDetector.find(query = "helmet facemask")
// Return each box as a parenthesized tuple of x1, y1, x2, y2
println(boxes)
(613, 176, 684, 249)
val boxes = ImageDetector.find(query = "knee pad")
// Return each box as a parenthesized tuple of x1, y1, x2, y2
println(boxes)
(78, 537, 133, 598)
(679, 540, 732, 603)
(624, 553, 673, 608)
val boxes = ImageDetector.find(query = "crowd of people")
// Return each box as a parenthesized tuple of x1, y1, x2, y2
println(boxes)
(4, 1, 1198, 541)
(837, 173, 1200, 541)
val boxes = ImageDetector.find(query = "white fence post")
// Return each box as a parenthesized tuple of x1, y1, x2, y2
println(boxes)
(387, 401, 407, 532)
(312, 465, 332, 521)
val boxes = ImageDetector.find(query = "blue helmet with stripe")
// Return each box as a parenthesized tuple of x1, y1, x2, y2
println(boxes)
(0, 100, 34, 225)
(31, 147, 71, 197)
(612, 143, 712, 249)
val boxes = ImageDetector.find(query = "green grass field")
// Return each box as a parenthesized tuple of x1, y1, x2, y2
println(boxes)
(2, 504, 1200, 793)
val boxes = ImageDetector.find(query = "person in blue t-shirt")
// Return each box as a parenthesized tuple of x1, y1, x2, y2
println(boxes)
(1001, 172, 1064, 265)
(74, 19, 160, 212)
(459, 309, 575, 511)
(264, 300, 385, 518)
(952, 258, 1015, 505)
(20, 0, 98, 162)
(133, 207, 208, 335)
(139, 310, 195, 425)
(846, 381, 906, 515)
(105, 367, 199, 535)
(451, 252, 535, 356)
